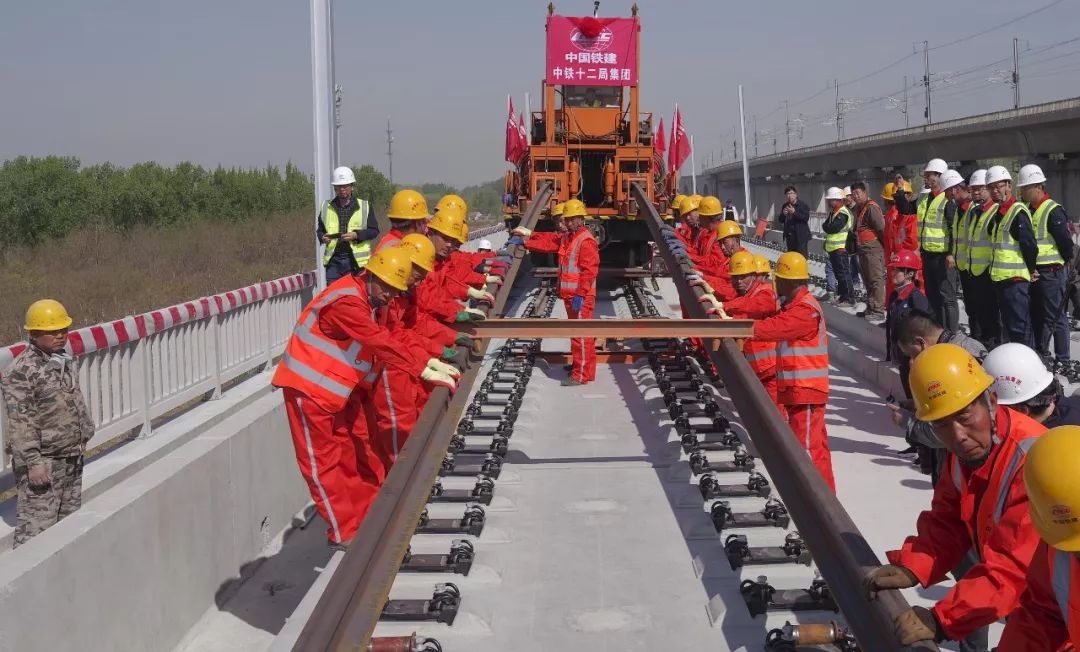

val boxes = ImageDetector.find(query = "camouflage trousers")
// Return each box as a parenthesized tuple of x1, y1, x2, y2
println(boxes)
(13, 455, 83, 548)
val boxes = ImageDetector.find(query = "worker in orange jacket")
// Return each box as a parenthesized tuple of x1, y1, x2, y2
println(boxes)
(866, 343, 1045, 647)
(427, 208, 495, 307)
(997, 425, 1080, 650)
(746, 252, 836, 492)
(375, 189, 431, 252)
(882, 180, 921, 298)
(701, 251, 781, 409)
(513, 198, 599, 385)
(272, 248, 456, 548)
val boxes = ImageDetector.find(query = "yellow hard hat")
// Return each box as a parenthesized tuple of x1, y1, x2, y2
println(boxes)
(672, 194, 687, 209)
(909, 343, 995, 422)
(24, 299, 73, 332)
(365, 247, 413, 291)
(387, 189, 430, 221)
(699, 196, 724, 217)
(1025, 425, 1080, 551)
(679, 195, 701, 213)
(774, 251, 809, 280)
(881, 182, 897, 202)
(398, 234, 436, 272)
(562, 198, 587, 218)
(462, 223, 470, 240)
(716, 220, 743, 239)
(753, 255, 771, 275)
(427, 209, 467, 244)
(728, 251, 756, 276)
(689, 194, 703, 203)
(552, 202, 566, 217)
(435, 194, 468, 216)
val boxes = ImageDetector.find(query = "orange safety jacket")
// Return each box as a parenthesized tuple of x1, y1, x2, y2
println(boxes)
(374, 228, 405, 253)
(751, 286, 829, 405)
(696, 227, 718, 259)
(888, 406, 1045, 640)
(558, 228, 599, 299)
(998, 541, 1080, 651)
(271, 276, 383, 413)
(723, 281, 779, 378)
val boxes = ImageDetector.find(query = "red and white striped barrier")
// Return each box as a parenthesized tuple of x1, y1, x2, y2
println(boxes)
(1, 271, 317, 373)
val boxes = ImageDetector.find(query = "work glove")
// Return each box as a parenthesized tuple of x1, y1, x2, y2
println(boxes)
(511, 227, 533, 238)
(571, 295, 584, 313)
(699, 294, 722, 310)
(894, 606, 943, 645)
(454, 308, 487, 322)
(467, 287, 495, 304)
(485, 274, 504, 286)
(690, 277, 715, 295)
(455, 333, 472, 346)
(659, 223, 675, 234)
(507, 236, 525, 247)
(426, 358, 462, 378)
(865, 564, 919, 597)
(441, 346, 458, 361)
(421, 366, 458, 392)
(493, 254, 513, 265)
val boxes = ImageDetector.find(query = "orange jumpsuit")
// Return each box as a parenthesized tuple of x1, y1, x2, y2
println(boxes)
(998, 541, 1080, 650)
(723, 280, 781, 409)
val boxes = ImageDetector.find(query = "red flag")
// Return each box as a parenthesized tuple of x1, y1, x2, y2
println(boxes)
(653, 117, 666, 175)
(517, 112, 528, 162)
(505, 96, 521, 164)
(669, 106, 691, 173)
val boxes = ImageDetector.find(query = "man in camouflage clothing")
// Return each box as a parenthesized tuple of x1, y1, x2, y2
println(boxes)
(1, 300, 94, 547)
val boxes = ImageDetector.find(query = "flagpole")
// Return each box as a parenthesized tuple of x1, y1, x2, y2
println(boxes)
(525, 92, 531, 138)
(690, 135, 696, 195)
(738, 85, 752, 226)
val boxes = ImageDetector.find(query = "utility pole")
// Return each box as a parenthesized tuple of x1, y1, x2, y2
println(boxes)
(333, 84, 342, 165)
(834, 79, 841, 142)
(1013, 36, 1021, 109)
(310, 0, 335, 290)
(917, 40, 931, 124)
(386, 117, 394, 186)
(785, 99, 790, 151)
(738, 85, 752, 226)
(732, 126, 738, 161)
(753, 115, 758, 158)
(903, 75, 909, 128)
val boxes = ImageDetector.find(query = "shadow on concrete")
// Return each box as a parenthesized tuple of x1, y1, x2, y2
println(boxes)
(901, 478, 934, 491)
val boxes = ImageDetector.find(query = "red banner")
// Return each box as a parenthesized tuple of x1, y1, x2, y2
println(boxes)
(545, 16, 638, 86)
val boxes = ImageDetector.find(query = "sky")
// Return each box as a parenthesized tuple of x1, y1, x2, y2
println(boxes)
(2, 0, 1079, 187)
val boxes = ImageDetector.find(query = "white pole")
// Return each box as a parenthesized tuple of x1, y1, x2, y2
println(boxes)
(310, 0, 335, 290)
(525, 92, 531, 138)
(690, 135, 697, 195)
(738, 85, 752, 226)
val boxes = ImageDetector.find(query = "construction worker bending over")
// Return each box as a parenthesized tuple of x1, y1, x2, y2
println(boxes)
(375, 189, 430, 252)
(693, 196, 725, 262)
(272, 248, 455, 549)
(996, 425, 1080, 650)
(746, 252, 836, 492)
(700, 252, 781, 409)
(983, 342, 1080, 428)
(866, 343, 1044, 647)
(512, 199, 598, 385)
(428, 209, 495, 308)
(1, 300, 95, 548)
(987, 165, 1038, 349)
(317, 166, 380, 284)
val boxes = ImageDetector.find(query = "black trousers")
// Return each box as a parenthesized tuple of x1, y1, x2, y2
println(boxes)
(968, 271, 1002, 347)
(921, 251, 960, 331)
(786, 236, 809, 258)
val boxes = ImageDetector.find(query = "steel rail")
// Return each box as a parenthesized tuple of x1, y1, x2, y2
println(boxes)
(532, 267, 659, 278)
(460, 317, 753, 339)
(630, 182, 939, 652)
(292, 182, 554, 651)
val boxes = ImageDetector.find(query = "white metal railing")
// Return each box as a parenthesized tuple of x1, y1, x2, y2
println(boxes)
(0, 273, 317, 472)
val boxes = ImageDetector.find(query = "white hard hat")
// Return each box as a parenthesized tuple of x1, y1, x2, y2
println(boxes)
(969, 169, 988, 187)
(825, 187, 844, 200)
(923, 158, 948, 175)
(982, 342, 1055, 405)
(842, 186, 852, 197)
(478, 239, 493, 250)
(939, 169, 965, 192)
(985, 165, 1012, 185)
(1018, 163, 1048, 188)
(331, 166, 356, 186)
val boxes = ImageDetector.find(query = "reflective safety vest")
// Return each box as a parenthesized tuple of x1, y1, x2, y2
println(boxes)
(741, 284, 779, 378)
(918, 192, 949, 253)
(966, 202, 998, 276)
(776, 292, 829, 396)
(953, 203, 975, 272)
(321, 198, 373, 268)
(947, 409, 1041, 560)
(1032, 199, 1065, 267)
(558, 228, 597, 299)
(374, 228, 403, 254)
(271, 277, 380, 413)
(990, 201, 1033, 282)
(1049, 548, 1080, 646)
(823, 206, 853, 253)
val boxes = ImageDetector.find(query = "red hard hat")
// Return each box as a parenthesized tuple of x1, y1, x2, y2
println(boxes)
(887, 250, 922, 271)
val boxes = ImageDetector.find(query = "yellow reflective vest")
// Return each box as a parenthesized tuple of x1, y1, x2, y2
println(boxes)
(1030, 198, 1065, 267)
(823, 206, 853, 253)
(966, 202, 998, 276)
(917, 191, 948, 253)
(321, 198, 373, 268)
(990, 201, 1033, 283)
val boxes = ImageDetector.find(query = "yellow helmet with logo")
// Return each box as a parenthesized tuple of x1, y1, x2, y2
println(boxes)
(909, 343, 994, 422)
(427, 209, 467, 244)
(753, 255, 771, 275)
(365, 247, 413, 291)
(1025, 425, 1080, 551)
(679, 195, 701, 213)
(699, 196, 723, 217)
(398, 234, 436, 272)
(673, 194, 687, 209)
(435, 194, 468, 216)
(562, 199, 588, 218)
(728, 251, 756, 276)
(24, 299, 73, 332)
(551, 202, 566, 217)
(386, 189, 430, 221)
(774, 251, 809, 280)
(715, 220, 743, 239)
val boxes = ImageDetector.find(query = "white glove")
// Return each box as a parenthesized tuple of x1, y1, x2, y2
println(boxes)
(463, 307, 486, 321)
(426, 358, 462, 378)
(690, 278, 715, 295)
(421, 366, 458, 390)
(511, 227, 532, 237)
(698, 294, 723, 311)
(467, 287, 495, 303)
(485, 275, 504, 285)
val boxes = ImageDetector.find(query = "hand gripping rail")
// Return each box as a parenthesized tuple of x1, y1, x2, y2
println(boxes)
(630, 182, 939, 652)
(291, 182, 554, 651)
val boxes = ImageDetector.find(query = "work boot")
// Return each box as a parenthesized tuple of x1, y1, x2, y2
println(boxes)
(563, 363, 573, 372)
(328, 538, 353, 553)
(561, 377, 585, 386)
